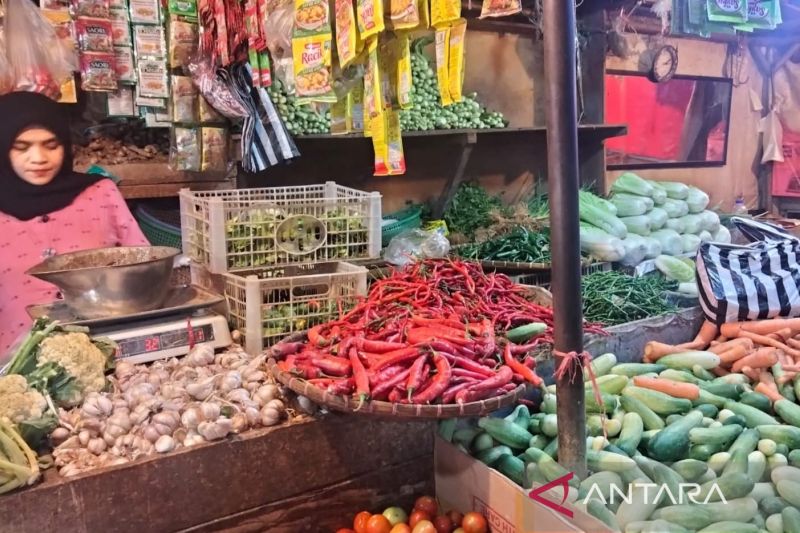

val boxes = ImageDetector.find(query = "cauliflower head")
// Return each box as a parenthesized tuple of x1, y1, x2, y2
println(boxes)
(38, 332, 107, 405)
(0, 375, 47, 424)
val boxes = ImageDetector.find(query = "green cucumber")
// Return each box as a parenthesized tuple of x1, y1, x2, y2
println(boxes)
(690, 424, 743, 446)
(697, 472, 755, 502)
(529, 434, 549, 450)
(708, 452, 730, 475)
(594, 374, 630, 395)
(477, 445, 512, 465)
(757, 425, 800, 449)
(777, 443, 790, 456)
(730, 428, 761, 455)
(697, 522, 758, 533)
(748, 451, 768, 483)
(472, 432, 494, 452)
(690, 442, 725, 461)
(543, 436, 559, 458)
(704, 497, 758, 523)
(540, 393, 556, 414)
(724, 400, 780, 428)
(769, 453, 789, 473)
(523, 447, 578, 487)
(477, 417, 534, 449)
(776, 479, 800, 507)
(506, 322, 546, 343)
(701, 381, 744, 399)
(648, 410, 704, 462)
(586, 449, 637, 472)
(789, 448, 800, 467)
(693, 365, 717, 381)
(652, 506, 713, 530)
(453, 427, 481, 448)
(723, 414, 748, 427)
(634, 455, 683, 505)
(540, 414, 558, 438)
(660, 369, 701, 384)
(578, 471, 623, 501)
(590, 353, 618, 378)
(740, 391, 773, 412)
(766, 514, 783, 533)
(505, 404, 531, 429)
(759, 439, 778, 456)
(616, 412, 644, 456)
(783, 507, 800, 533)
(694, 389, 729, 408)
(671, 459, 708, 482)
(751, 482, 776, 502)
(620, 394, 665, 431)
(496, 454, 525, 486)
(615, 477, 660, 529)
(775, 399, 800, 428)
(658, 351, 720, 370)
(760, 496, 789, 516)
(586, 391, 619, 414)
(525, 463, 548, 485)
(640, 429, 660, 447)
(770, 465, 800, 485)
(610, 363, 666, 377)
(585, 498, 620, 531)
(623, 386, 692, 416)
(722, 448, 750, 476)
(695, 403, 719, 418)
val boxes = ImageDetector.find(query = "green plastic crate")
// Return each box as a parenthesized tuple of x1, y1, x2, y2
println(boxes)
(136, 206, 182, 250)
(381, 205, 423, 246)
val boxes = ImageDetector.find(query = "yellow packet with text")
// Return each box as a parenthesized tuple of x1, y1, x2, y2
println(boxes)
(378, 34, 400, 110)
(430, 0, 459, 27)
(434, 26, 452, 106)
(364, 37, 384, 119)
(294, 0, 331, 36)
(447, 19, 466, 103)
(417, 0, 429, 28)
(357, 0, 385, 39)
(334, 0, 358, 67)
(387, 0, 419, 30)
(292, 35, 337, 103)
(397, 34, 412, 109)
(371, 109, 404, 175)
(371, 112, 387, 175)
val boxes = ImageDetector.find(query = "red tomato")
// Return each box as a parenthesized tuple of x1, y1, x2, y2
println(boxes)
(354, 511, 372, 533)
(409, 510, 431, 528)
(366, 514, 393, 533)
(411, 521, 437, 533)
(336, 530, 356, 533)
(461, 513, 488, 533)
(414, 496, 438, 517)
(447, 511, 463, 527)
(389, 525, 412, 533)
(433, 515, 453, 533)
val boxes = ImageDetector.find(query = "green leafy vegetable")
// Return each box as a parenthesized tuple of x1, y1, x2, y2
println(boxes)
(583, 271, 678, 325)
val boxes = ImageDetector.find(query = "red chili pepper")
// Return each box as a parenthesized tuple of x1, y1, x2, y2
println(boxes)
(308, 378, 336, 387)
(503, 343, 543, 386)
(295, 362, 322, 379)
(388, 388, 403, 403)
(368, 364, 406, 386)
(452, 367, 491, 381)
(411, 353, 452, 404)
(349, 347, 370, 408)
(407, 328, 471, 346)
(372, 347, 421, 371)
(328, 377, 355, 395)
(439, 352, 495, 377)
(307, 325, 329, 347)
(428, 340, 478, 359)
(371, 368, 412, 401)
(271, 341, 305, 357)
(406, 356, 429, 401)
(357, 338, 407, 353)
(468, 365, 514, 392)
(310, 355, 352, 377)
(441, 381, 475, 404)
(455, 386, 502, 404)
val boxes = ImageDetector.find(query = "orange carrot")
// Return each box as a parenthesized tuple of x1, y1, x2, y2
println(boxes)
(644, 341, 685, 362)
(677, 321, 718, 351)
(741, 366, 760, 381)
(632, 376, 701, 400)
(712, 366, 730, 377)
(737, 331, 800, 358)
(787, 338, 800, 350)
(768, 328, 793, 343)
(732, 348, 780, 373)
(718, 344, 751, 366)
(709, 338, 754, 355)
(778, 372, 797, 386)
(755, 382, 783, 402)
(721, 318, 800, 337)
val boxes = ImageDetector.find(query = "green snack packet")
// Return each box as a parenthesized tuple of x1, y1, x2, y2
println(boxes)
(745, 0, 779, 29)
(168, 0, 197, 18)
(707, 0, 748, 23)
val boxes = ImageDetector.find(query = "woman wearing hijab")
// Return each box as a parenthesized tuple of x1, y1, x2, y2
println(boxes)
(0, 91, 149, 354)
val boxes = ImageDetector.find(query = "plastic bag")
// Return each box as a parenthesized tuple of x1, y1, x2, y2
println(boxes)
(186, 53, 249, 118)
(5, 0, 77, 99)
(264, 0, 294, 86)
(0, 30, 14, 96)
(384, 228, 450, 266)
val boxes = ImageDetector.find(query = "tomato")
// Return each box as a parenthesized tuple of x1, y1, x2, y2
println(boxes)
(453, 529, 465, 533)
(354, 511, 372, 533)
(414, 496, 438, 517)
(365, 514, 392, 533)
(447, 511, 463, 527)
(336, 530, 356, 533)
(461, 513, 487, 533)
(433, 515, 453, 533)
(382, 507, 408, 526)
(411, 520, 437, 533)
(389, 525, 412, 533)
(409, 510, 431, 528)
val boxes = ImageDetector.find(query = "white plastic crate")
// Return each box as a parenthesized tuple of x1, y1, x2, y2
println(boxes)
(180, 182, 382, 274)
(223, 262, 368, 354)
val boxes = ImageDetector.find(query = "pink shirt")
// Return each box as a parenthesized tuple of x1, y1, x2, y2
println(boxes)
(0, 179, 149, 355)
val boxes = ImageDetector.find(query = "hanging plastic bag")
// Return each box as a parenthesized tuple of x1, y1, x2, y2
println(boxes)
(0, 28, 14, 95)
(4, 0, 77, 99)
(264, 0, 295, 87)
(186, 53, 249, 118)
(384, 228, 450, 266)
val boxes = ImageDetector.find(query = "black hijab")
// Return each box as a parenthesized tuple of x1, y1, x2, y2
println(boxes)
(0, 92, 103, 221)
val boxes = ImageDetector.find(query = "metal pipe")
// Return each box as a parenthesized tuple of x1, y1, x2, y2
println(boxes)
(543, 0, 586, 478)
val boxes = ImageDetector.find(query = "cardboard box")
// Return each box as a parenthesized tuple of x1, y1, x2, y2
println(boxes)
(435, 437, 613, 533)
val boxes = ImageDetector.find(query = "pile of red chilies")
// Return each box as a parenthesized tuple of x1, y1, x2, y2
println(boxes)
(274, 259, 605, 406)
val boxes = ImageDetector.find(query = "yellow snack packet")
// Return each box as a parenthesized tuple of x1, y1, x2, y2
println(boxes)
(363, 37, 384, 119)
(378, 34, 399, 110)
(447, 19, 467, 103)
(371, 112, 387, 175)
(396, 34, 412, 109)
(430, 0, 459, 27)
(383, 108, 405, 175)
(334, 0, 358, 68)
(292, 35, 337, 103)
(357, 0, 385, 39)
(417, 0, 429, 28)
(435, 26, 452, 106)
(330, 94, 351, 135)
(294, 0, 331, 36)
(479, 0, 520, 18)
(387, 0, 419, 30)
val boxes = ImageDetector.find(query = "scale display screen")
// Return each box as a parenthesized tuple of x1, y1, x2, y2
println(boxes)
(116, 325, 215, 358)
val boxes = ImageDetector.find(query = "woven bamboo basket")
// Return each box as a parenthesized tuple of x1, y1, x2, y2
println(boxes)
(265, 333, 527, 418)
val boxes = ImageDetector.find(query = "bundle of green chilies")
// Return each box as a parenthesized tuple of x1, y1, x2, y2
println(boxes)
(273, 259, 605, 406)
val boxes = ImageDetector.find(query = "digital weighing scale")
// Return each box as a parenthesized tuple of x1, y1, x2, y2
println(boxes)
(27, 285, 233, 365)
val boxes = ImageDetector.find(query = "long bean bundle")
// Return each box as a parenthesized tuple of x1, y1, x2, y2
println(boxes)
(582, 271, 677, 325)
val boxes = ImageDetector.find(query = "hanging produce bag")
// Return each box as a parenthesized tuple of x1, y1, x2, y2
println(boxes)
(696, 217, 800, 324)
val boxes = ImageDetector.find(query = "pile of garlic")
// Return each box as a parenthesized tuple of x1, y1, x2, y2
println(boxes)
(51, 344, 298, 477)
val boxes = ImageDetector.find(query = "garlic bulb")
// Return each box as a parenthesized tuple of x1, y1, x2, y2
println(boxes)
(197, 418, 232, 441)
(81, 393, 114, 418)
(186, 376, 216, 400)
(260, 406, 282, 427)
(218, 371, 242, 393)
(199, 402, 220, 421)
(87, 438, 107, 455)
(154, 435, 176, 453)
(226, 388, 250, 404)
(185, 345, 215, 367)
(254, 384, 279, 406)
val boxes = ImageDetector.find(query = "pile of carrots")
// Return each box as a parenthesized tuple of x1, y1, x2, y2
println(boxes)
(644, 318, 800, 401)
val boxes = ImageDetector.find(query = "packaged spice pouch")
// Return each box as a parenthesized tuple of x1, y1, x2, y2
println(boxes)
(372, 108, 405, 175)
(330, 94, 351, 135)
(171, 127, 201, 170)
(58, 77, 78, 104)
(479, 0, 520, 18)
(259, 50, 272, 86)
(71, 0, 110, 18)
(168, 16, 198, 67)
(76, 17, 114, 52)
(137, 58, 169, 97)
(80, 51, 118, 91)
(129, 0, 161, 24)
(378, 34, 399, 110)
(706, 0, 748, 23)
(134, 24, 166, 57)
(171, 75, 198, 122)
(396, 34, 411, 109)
(114, 46, 136, 82)
(108, 0, 126, 8)
(135, 83, 167, 107)
(387, 0, 419, 30)
(292, 35, 337, 103)
(447, 19, 466, 103)
(144, 107, 171, 127)
(741, 0, 780, 30)
(417, 0, 429, 28)
(434, 26, 452, 106)
(334, 0, 358, 68)
(110, 7, 133, 46)
(430, 0, 459, 27)
(212, 0, 230, 65)
(350, 82, 364, 132)
(200, 127, 228, 171)
(293, 0, 330, 36)
(363, 36, 383, 119)
(168, 0, 198, 18)
(41, 0, 71, 17)
(248, 47, 262, 87)
(356, 0, 385, 39)
(107, 86, 136, 115)
(198, 95, 224, 122)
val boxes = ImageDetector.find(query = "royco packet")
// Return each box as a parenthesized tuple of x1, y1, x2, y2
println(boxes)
(201, 127, 228, 171)
(129, 0, 161, 24)
(114, 47, 136, 83)
(356, 0, 385, 39)
(294, 0, 330, 36)
(137, 58, 169, 97)
(707, 0, 748, 23)
(334, 0, 358, 68)
(292, 37, 337, 103)
(430, 0, 459, 27)
(110, 6, 132, 46)
(479, 0, 520, 19)
(447, 19, 466, 103)
(434, 26, 451, 106)
(387, 0, 419, 30)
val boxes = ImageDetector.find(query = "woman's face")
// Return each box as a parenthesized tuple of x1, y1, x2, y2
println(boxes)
(9, 127, 65, 186)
